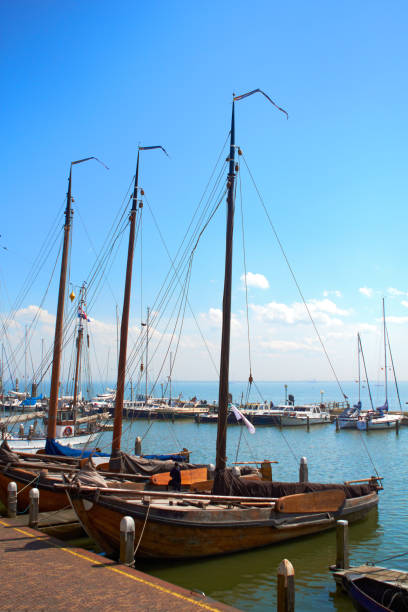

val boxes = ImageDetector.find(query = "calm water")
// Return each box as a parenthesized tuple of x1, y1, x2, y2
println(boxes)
(83, 380, 408, 612)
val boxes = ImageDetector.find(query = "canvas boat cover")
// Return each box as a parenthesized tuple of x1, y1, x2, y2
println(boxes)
(108, 451, 197, 476)
(212, 469, 372, 499)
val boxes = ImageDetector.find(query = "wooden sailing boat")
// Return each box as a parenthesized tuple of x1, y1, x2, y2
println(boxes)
(67, 91, 381, 559)
(0, 158, 109, 511)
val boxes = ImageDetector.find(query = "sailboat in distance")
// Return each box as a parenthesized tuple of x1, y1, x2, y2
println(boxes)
(67, 91, 381, 559)
(357, 299, 404, 430)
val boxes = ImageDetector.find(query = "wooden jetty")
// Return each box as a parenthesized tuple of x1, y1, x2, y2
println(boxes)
(0, 516, 237, 611)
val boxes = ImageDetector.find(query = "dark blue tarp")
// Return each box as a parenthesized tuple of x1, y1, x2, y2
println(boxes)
(21, 395, 43, 406)
(143, 454, 188, 462)
(45, 439, 187, 462)
(45, 438, 110, 458)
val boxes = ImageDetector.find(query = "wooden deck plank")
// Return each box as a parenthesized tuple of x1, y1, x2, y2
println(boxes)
(334, 565, 408, 589)
(0, 518, 237, 611)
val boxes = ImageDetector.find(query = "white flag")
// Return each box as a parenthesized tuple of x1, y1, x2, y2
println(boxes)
(230, 403, 256, 434)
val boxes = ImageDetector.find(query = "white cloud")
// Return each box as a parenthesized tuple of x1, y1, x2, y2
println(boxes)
(401, 301, 408, 309)
(359, 287, 373, 298)
(359, 323, 378, 333)
(323, 290, 342, 298)
(250, 298, 350, 327)
(199, 308, 242, 332)
(260, 339, 320, 353)
(241, 272, 269, 290)
(15, 305, 55, 326)
(385, 316, 408, 325)
(387, 287, 408, 297)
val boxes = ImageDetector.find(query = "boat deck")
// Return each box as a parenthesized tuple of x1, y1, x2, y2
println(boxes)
(0, 517, 237, 611)
(333, 564, 408, 590)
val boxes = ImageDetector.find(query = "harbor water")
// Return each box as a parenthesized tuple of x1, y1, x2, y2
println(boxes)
(84, 380, 408, 611)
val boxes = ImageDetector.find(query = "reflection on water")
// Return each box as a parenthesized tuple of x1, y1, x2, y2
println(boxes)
(137, 510, 379, 611)
(92, 387, 408, 611)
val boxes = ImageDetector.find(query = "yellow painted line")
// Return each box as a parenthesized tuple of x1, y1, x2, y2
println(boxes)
(0, 519, 222, 611)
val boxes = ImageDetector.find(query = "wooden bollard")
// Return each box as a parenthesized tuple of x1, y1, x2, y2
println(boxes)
(261, 460, 272, 481)
(7, 481, 17, 518)
(299, 457, 308, 483)
(306, 416, 310, 432)
(29, 487, 39, 528)
(336, 520, 349, 569)
(277, 558, 295, 612)
(396, 419, 400, 435)
(335, 417, 340, 432)
(120, 516, 135, 565)
(135, 436, 142, 455)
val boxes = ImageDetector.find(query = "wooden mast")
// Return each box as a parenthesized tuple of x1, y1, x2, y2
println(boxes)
(214, 90, 287, 473)
(73, 283, 86, 408)
(110, 145, 167, 461)
(111, 151, 140, 459)
(215, 100, 236, 472)
(47, 157, 106, 440)
(46, 165, 74, 439)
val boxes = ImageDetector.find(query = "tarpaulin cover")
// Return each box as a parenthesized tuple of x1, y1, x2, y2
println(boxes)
(109, 451, 197, 476)
(0, 439, 21, 464)
(45, 438, 110, 458)
(212, 469, 371, 499)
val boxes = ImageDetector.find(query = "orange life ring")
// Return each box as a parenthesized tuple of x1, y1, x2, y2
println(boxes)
(63, 426, 73, 437)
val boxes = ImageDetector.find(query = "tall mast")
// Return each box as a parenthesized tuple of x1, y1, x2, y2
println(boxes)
(111, 151, 140, 458)
(110, 145, 168, 459)
(169, 351, 172, 405)
(214, 90, 287, 473)
(145, 306, 150, 402)
(40, 338, 44, 397)
(47, 157, 106, 439)
(47, 165, 74, 439)
(24, 325, 27, 393)
(357, 332, 361, 404)
(383, 297, 388, 404)
(215, 100, 236, 472)
(73, 283, 86, 408)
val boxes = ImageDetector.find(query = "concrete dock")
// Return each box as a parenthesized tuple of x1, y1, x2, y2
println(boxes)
(0, 517, 237, 611)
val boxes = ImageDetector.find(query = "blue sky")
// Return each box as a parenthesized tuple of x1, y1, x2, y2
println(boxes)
(1, 1, 408, 389)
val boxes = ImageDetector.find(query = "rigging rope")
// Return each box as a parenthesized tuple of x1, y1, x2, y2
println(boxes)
(241, 153, 348, 400)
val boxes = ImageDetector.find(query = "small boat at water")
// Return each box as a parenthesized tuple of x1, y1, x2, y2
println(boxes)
(333, 564, 408, 611)
(356, 407, 403, 431)
(196, 404, 330, 426)
(270, 404, 330, 426)
(356, 300, 403, 432)
(6, 404, 99, 451)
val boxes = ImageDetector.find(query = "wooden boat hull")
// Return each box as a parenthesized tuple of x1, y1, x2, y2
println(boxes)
(0, 466, 69, 513)
(70, 490, 378, 559)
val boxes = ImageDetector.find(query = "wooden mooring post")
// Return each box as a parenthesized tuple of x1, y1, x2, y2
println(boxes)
(120, 516, 135, 565)
(306, 416, 310, 432)
(299, 457, 308, 483)
(335, 417, 340, 432)
(396, 419, 400, 435)
(29, 487, 39, 528)
(335, 519, 349, 569)
(277, 558, 295, 612)
(7, 481, 17, 518)
(135, 436, 142, 455)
